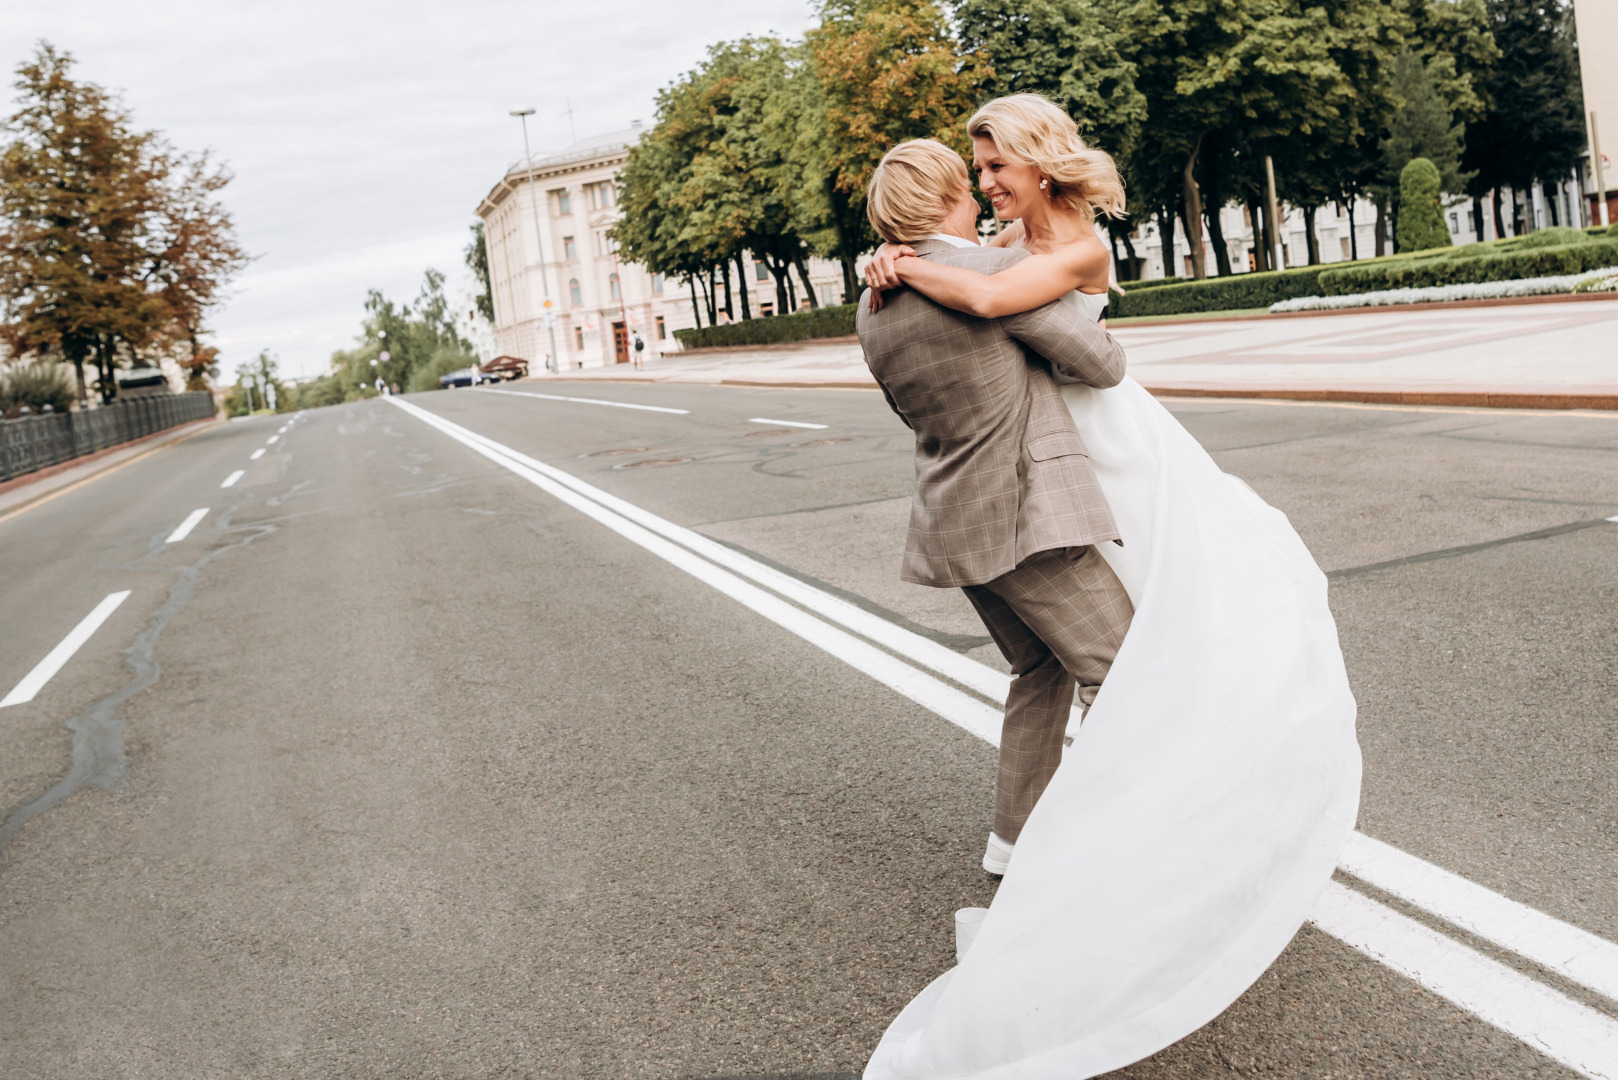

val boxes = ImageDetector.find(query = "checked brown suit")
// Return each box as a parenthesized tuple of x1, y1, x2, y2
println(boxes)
(856, 238, 1135, 844)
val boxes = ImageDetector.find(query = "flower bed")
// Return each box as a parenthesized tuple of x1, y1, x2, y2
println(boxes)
(1269, 266, 1618, 312)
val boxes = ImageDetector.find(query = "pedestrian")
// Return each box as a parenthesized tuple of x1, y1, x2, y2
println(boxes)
(631, 331, 645, 370)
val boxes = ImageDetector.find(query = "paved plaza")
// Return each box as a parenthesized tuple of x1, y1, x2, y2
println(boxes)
(556, 297, 1618, 406)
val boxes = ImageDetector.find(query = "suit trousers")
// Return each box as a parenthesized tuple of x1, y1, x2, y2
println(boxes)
(962, 545, 1134, 844)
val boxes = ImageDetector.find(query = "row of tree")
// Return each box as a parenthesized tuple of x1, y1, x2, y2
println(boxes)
(284, 269, 478, 410)
(616, 0, 1586, 296)
(0, 44, 248, 402)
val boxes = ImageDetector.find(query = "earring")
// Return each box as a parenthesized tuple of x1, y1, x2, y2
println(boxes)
(1039, 178, 1049, 190)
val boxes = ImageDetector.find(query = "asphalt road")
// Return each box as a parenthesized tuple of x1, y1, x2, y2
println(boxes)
(2, 379, 1615, 1079)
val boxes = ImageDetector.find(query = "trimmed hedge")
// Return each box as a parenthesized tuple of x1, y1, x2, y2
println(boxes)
(672, 303, 857, 349)
(1317, 239, 1618, 295)
(1108, 266, 1328, 318)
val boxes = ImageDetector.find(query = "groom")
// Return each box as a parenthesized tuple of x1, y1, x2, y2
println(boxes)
(856, 140, 1134, 876)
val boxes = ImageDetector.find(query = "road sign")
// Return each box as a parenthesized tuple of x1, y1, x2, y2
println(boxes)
(544, 313, 557, 329)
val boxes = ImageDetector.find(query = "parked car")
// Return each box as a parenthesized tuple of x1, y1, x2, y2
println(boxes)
(439, 367, 500, 389)
(479, 356, 529, 381)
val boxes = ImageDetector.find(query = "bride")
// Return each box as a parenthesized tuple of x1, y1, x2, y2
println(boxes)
(860, 94, 1363, 1078)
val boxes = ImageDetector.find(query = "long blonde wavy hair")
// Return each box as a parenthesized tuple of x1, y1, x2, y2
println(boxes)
(966, 94, 1126, 221)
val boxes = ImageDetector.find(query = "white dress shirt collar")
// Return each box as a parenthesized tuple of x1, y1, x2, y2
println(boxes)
(925, 232, 980, 249)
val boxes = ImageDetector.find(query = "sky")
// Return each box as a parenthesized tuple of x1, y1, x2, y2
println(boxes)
(0, 1, 816, 379)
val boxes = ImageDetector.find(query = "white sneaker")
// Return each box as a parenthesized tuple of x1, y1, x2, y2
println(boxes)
(983, 832, 1015, 875)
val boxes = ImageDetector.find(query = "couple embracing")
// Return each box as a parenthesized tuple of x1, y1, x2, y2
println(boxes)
(855, 94, 1362, 1078)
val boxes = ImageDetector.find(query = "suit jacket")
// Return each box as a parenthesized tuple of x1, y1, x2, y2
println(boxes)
(856, 238, 1127, 588)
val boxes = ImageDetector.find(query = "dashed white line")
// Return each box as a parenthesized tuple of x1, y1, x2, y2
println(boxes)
(250, 448, 265, 460)
(0, 591, 133, 708)
(267, 435, 279, 445)
(1607, 515, 1617, 523)
(476, 387, 689, 415)
(749, 417, 828, 430)
(221, 470, 244, 488)
(164, 508, 210, 544)
(388, 395, 1618, 1066)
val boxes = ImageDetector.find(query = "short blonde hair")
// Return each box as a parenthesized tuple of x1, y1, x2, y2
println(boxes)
(865, 139, 970, 243)
(967, 94, 1126, 220)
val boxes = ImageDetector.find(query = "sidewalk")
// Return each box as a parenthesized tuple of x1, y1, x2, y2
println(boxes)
(537, 297, 1618, 409)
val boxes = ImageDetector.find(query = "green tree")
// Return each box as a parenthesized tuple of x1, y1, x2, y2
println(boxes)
(808, 0, 984, 288)
(223, 349, 291, 417)
(0, 44, 164, 404)
(1382, 47, 1471, 194)
(1463, 0, 1585, 236)
(465, 222, 494, 322)
(1396, 156, 1451, 249)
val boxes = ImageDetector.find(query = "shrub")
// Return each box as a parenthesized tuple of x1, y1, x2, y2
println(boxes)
(672, 303, 857, 350)
(1108, 266, 1329, 318)
(407, 344, 477, 392)
(1516, 226, 1587, 249)
(1396, 158, 1450, 253)
(1317, 240, 1618, 294)
(1, 361, 78, 417)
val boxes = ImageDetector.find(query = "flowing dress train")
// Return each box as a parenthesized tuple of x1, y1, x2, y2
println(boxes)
(865, 374, 1363, 1079)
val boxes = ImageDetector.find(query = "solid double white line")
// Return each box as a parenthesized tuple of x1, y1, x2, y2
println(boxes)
(0, 591, 132, 708)
(388, 395, 1618, 1076)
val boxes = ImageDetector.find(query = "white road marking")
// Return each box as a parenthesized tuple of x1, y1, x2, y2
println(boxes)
(1314, 881, 1618, 1079)
(250, 448, 265, 460)
(1340, 832, 1618, 1004)
(476, 387, 689, 415)
(0, 591, 133, 708)
(749, 417, 828, 430)
(220, 470, 244, 488)
(164, 508, 210, 544)
(1607, 515, 1618, 523)
(386, 397, 1001, 741)
(267, 435, 279, 444)
(389, 395, 1618, 1061)
(278, 425, 289, 433)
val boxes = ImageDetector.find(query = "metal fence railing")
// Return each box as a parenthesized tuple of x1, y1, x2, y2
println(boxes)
(0, 392, 217, 484)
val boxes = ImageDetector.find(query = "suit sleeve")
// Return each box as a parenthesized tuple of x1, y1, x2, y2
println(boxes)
(932, 246, 1126, 389)
(1000, 293, 1126, 389)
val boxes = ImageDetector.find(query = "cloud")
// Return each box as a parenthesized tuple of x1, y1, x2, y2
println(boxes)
(0, 0, 816, 378)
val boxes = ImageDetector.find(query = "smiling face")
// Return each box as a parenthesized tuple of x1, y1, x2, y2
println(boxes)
(972, 134, 1045, 222)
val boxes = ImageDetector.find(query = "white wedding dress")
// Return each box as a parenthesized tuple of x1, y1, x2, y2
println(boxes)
(865, 296, 1363, 1078)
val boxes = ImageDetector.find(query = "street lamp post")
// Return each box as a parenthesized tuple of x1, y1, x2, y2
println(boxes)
(511, 108, 561, 374)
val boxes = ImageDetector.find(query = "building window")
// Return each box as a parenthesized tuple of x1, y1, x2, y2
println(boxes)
(586, 181, 616, 210)
(760, 302, 774, 317)
(553, 189, 572, 215)
(569, 278, 582, 305)
(563, 235, 578, 261)
(609, 273, 621, 301)
(655, 315, 666, 340)
(754, 259, 768, 282)
(651, 273, 664, 295)
(1449, 212, 1459, 233)
(595, 230, 616, 256)
(574, 326, 584, 349)
(1340, 236, 1351, 258)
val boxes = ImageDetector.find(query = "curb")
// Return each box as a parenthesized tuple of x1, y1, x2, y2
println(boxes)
(1142, 387, 1618, 410)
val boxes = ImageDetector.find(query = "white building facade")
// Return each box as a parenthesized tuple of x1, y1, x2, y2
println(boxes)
(477, 126, 846, 371)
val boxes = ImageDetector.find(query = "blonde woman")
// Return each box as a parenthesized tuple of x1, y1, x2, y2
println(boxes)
(859, 96, 1362, 1080)
(864, 93, 1124, 322)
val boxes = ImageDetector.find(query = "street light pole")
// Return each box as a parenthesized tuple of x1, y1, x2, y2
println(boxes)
(511, 108, 561, 374)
